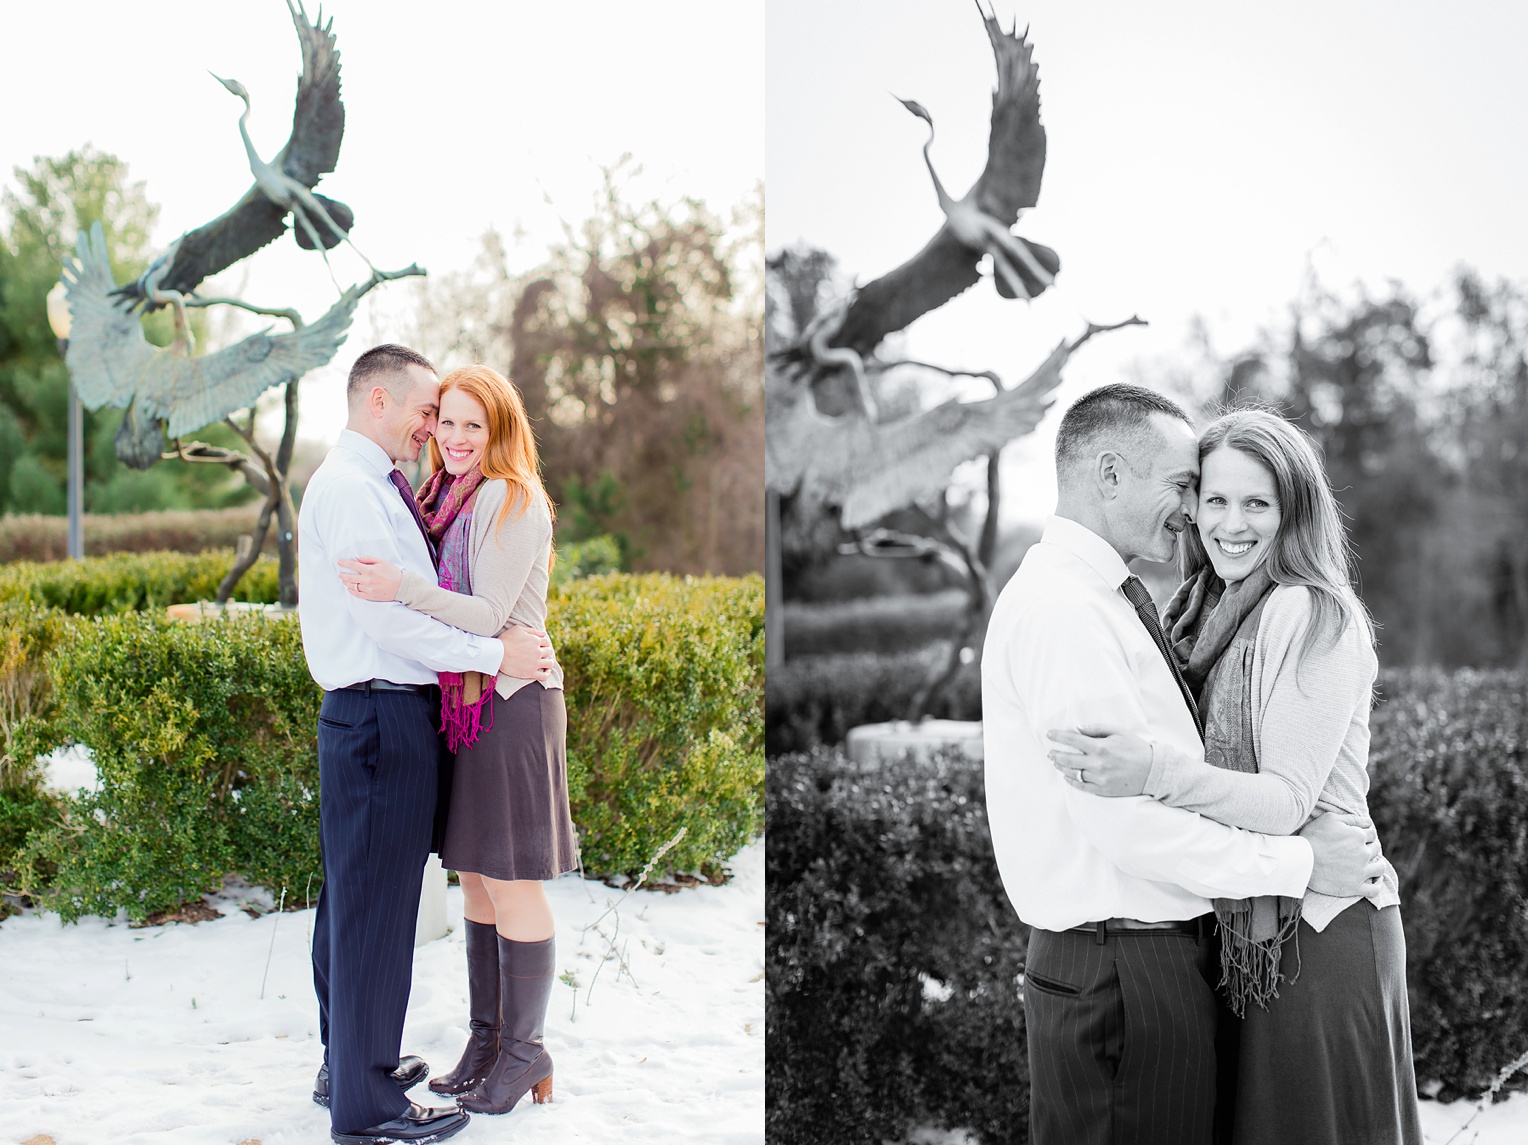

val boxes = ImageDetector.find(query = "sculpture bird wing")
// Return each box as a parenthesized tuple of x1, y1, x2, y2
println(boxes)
(831, 229, 982, 361)
(827, 4, 1055, 360)
(157, 188, 291, 298)
(970, 6, 1046, 226)
(278, 0, 344, 185)
(64, 221, 359, 439)
(769, 340, 1072, 529)
(156, 283, 361, 438)
(62, 224, 159, 409)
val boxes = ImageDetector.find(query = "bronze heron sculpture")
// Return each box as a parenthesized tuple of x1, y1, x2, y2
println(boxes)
(65, 222, 363, 469)
(809, 1, 1061, 385)
(112, 0, 360, 316)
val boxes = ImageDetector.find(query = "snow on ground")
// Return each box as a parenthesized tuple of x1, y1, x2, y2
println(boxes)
(40, 744, 98, 796)
(1418, 1090, 1528, 1144)
(0, 832, 765, 1144)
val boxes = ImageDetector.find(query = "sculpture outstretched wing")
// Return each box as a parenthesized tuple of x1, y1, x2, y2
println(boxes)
(768, 339, 1071, 528)
(64, 222, 359, 440)
(971, 5, 1047, 229)
(154, 193, 291, 300)
(278, 0, 344, 186)
(830, 6, 1054, 360)
(62, 226, 159, 410)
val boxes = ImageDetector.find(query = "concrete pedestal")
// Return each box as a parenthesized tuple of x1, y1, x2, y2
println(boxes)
(415, 854, 449, 946)
(165, 601, 296, 621)
(845, 719, 984, 764)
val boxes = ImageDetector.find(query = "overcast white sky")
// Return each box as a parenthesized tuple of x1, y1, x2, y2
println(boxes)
(1, 0, 763, 446)
(767, 0, 1528, 523)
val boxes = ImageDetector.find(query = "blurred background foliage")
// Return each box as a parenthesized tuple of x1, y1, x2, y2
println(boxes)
(412, 161, 764, 577)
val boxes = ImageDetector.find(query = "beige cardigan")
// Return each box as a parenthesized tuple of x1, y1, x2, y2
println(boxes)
(395, 478, 563, 697)
(1147, 584, 1400, 931)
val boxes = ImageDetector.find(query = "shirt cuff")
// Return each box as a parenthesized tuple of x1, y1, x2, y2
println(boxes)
(1144, 740, 1180, 799)
(469, 633, 506, 676)
(1270, 834, 1315, 899)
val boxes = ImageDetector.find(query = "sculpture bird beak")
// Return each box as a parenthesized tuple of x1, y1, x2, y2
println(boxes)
(209, 72, 247, 100)
(894, 96, 934, 127)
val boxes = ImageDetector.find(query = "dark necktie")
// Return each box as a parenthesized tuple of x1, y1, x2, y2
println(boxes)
(1121, 574, 1204, 740)
(388, 468, 439, 571)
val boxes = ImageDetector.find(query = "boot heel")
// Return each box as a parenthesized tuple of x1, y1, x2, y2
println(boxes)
(532, 1074, 553, 1104)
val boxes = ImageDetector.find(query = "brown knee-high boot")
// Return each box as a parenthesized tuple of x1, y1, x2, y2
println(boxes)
(458, 934, 555, 1114)
(429, 919, 501, 1095)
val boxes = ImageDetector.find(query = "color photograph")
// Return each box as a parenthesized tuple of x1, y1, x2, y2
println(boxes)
(0, 3, 763, 1142)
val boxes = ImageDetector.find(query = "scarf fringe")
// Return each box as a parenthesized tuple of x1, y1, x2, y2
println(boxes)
(1215, 898, 1303, 1018)
(439, 671, 496, 752)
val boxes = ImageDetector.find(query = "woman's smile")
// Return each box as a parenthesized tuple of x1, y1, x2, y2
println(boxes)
(1196, 446, 1282, 582)
(435, 388, 491, 475)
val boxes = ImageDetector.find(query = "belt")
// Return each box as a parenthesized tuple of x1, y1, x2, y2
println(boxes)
(336, 679, 434, 695)
(1068, 915, 1211, 945)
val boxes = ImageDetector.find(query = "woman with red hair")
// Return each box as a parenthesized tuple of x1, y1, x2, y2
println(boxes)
(340, 363, 578, 1117)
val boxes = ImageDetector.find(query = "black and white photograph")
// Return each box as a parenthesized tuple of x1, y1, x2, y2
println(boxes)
(766, 2, 1528, 1143)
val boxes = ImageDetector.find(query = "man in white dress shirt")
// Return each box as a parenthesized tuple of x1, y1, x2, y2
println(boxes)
(981, 384, 1384, 1145)
(299, 344, 553, 1145)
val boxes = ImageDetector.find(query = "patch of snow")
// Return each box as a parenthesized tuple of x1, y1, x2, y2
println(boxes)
(0, 838, 765, 1143)
(39, 744, 98, 796)
(1418, 1090, 1528, 1144)
(901, 1091, 1528, 1144)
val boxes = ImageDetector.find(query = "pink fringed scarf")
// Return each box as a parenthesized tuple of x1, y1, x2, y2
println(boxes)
(416, 463, 495, 751)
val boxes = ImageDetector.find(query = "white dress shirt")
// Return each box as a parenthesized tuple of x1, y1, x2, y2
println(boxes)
(297, 429, 505, 691)
(981, 514, 1314, 932)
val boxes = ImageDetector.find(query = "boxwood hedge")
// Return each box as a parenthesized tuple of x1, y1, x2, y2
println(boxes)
(0, 570, 763, 922)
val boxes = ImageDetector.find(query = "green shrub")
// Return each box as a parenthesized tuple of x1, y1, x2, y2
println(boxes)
(0, 601, 72, 914)
(0, 549, 279, 615)
(768, 746, 1028, 1145)
(767, 666, 1528, 1141)
(1367, 668, 1528, 1099)
(0, 508, 277, 563)
(551, 533, 624, 587)
(17, 611, 319, 922)
(552, 572, 765, 877)
(6, 572, 763, 919)
(765, 644, 980, 754)
(0, 600, 72, 777)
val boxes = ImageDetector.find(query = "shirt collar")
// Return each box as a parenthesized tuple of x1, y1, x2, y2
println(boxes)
(1042, 514, 1134, 592)
(334, 429, 397, 478)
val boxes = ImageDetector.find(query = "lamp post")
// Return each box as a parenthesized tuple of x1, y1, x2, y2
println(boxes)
(45, 282, 83, 560)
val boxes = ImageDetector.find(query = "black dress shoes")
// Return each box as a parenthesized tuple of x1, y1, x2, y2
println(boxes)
(329, 1101, 470, 1145)
(313, 1055, 430, 1108)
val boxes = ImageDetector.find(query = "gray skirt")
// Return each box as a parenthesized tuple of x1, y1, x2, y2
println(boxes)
(439, 684, 580, 882)
(1230, 903, 1422, 1145)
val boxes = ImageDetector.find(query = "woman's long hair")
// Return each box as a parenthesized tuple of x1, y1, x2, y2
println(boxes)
(426, 364, 555, 537)
(1180, 408, 1373, 665)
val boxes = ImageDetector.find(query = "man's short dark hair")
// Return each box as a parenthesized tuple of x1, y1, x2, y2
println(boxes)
(1055, 383, 1192, 478)
(347, 344, 436, 404)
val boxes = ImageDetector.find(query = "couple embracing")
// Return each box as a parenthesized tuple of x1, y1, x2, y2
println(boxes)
(983, 384, 1424, 1144)
(297, 344, 578, 1144)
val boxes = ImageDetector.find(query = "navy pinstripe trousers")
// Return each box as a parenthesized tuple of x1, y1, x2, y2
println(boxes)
(312, 687, 441, 1134)
(1024, 922, 1226, 1145)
